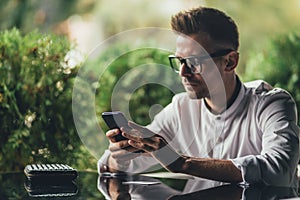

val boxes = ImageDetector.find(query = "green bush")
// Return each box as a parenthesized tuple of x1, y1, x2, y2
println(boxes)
(0, 28, 96, 172)
(243, 32, 300, 125)
(0, 29, 182, 172)
(93, 47, 183, 126)
(74, 43, 184, 159)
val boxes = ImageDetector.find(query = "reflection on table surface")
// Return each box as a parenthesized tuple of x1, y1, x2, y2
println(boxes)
(98, 172, 300, 200)
(0, 171, 105, 199)
(0, 171, 299, 199)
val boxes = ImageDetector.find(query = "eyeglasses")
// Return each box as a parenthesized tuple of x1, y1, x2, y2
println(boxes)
(168, 49, 234, 74)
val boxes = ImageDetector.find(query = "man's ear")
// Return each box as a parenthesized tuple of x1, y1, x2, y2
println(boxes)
(225, 51, 239, 71)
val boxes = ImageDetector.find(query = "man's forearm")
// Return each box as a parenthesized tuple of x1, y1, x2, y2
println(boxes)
(175, 156, 243, 183)
(107, 155, 130, 173)
(107, 155, 118, 173)
(148, 144, 242, 183)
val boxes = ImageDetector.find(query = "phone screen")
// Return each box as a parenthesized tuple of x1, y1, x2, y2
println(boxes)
(102, 111, 129, 141)
(102, 111, 144, 152)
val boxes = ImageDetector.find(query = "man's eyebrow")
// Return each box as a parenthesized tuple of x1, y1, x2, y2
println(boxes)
(174, 52, 180, 57)
(174, 50, 209, 57)
(174, 54, 207, 59)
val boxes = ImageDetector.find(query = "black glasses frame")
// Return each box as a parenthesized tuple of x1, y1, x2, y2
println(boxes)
(168, 49, 234, 74)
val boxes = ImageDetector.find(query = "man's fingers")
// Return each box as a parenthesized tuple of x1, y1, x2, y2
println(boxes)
(122, 132, 141, 142)
(106, 129, 120, 137)
(128, 121, 143, 130)
(128, 121, 149, 135)
(128, 140, 153, 152)
(110, 149, 140, 161)
(127, 121, 155, 138)
(109, 140, 129, 151)
(106, 129, 122, 142)
(109, 140, 144, 154)
(128, 121, 153, 136)
(122, 132, 162, 149)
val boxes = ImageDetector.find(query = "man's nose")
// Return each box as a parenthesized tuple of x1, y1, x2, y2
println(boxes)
(179, 62, 192, 77)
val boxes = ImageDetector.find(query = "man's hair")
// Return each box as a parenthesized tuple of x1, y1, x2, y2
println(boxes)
(171, 7, 239, 50)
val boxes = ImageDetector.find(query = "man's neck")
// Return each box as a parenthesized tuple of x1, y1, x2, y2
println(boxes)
(226, 76, 241, 109)
(204, 75, 239, 114)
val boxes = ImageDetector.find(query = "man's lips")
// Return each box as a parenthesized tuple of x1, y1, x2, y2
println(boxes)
(182, 80, 199, 86)
(184, 82, 197, 86)
(183, 82, 199, 92)
(182, 79, 207, 92)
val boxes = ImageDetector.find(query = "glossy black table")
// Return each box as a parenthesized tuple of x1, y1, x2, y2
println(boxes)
(0, 171, 299, 199)
(0, 171, 105, 199)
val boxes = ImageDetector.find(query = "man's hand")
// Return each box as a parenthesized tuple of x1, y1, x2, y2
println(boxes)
(122, 122, 167, 152)
(106, 128, 143, 172)
(122, 121, 185, 172)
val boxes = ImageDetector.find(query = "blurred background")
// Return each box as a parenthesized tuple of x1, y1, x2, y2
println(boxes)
(1, 0, 300, 173)
(2, 0, 300, 65)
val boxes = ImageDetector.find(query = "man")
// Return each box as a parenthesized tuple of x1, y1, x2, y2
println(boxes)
(98, 7, 300, 189)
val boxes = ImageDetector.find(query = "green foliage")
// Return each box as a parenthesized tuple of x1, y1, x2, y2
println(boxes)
(0, 28, 97, 172)
(0, 0, 96, 33)
(80, 43, 183, 133)
(96, 48, 182, 127)
(243, 32, 300, 125)
(0, 29, 180, 172)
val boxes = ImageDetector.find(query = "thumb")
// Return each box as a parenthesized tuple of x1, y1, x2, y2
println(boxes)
(128, 121, 155, 138)
(128, 121, 143, 130)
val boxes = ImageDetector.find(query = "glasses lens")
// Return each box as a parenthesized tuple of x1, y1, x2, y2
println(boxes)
(170, 57, 181, 73)
(186, 57, 202, 74)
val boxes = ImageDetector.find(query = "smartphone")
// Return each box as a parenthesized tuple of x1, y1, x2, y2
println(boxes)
(102, 111, 144, 153)
(102, 111, 130, 141)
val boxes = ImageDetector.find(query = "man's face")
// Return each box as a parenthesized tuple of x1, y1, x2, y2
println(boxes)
(175, 34, 224, 99)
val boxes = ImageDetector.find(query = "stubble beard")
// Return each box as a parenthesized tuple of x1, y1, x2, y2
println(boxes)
(183, 78, 209, 100)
